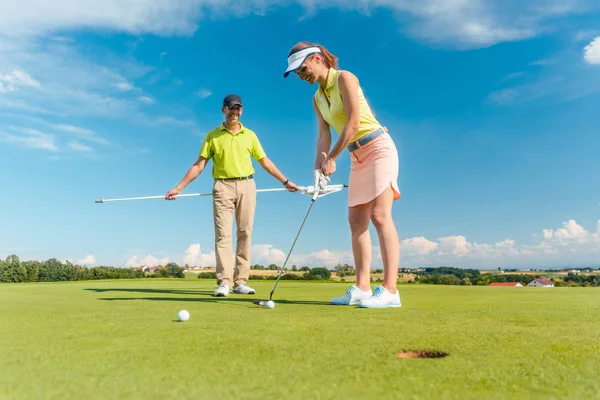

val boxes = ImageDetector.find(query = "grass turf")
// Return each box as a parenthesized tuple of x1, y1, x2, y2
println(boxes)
(1, 280, 599, 400)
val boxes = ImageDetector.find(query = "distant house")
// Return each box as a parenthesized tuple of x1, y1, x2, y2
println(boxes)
(527, 278, 555, 287)
(489, 282, 523, 287)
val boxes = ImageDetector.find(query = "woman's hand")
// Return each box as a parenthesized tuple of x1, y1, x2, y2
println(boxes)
(321, 157, 336, 176)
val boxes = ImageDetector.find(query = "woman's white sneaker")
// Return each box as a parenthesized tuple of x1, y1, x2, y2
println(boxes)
(358, 286, 401, 308)
(330, 285, 373, 305)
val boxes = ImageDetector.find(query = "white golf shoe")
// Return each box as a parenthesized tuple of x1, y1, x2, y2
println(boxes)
(232, 283, 255, 295)
(358, 286, 401, 308)
(214, 284, 230, 297)
(330, 285, 373, 306)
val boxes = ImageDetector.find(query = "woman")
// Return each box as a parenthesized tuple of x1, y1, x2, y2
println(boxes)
(283, 42, 402, 308)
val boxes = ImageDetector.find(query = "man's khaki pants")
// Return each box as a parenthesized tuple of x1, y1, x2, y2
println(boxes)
(212, 178, 256, 288)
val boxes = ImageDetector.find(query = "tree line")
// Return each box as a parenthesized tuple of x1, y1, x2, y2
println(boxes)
(411, 266, 600, 287)
(3, 254, 597, 287)
(198, 267, 333, 281)
(0, 255, 184, 283)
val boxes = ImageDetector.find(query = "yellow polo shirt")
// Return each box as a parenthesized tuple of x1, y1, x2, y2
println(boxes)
(199, 122, 266, 179)
(313, 68, 382, 143)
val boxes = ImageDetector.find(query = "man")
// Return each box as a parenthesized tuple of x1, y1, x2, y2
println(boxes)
(165, 94, 298, 297)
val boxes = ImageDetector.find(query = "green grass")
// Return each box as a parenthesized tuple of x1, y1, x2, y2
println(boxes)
(1, 280, 599, 400)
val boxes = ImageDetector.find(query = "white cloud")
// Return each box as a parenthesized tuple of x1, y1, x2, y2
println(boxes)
(0, 70, 40, 93)
(487, 88, 520, 105)
(304, 248, 354, 266)
(115, 81, 135, 91)
(548, 219, 588, 240)
(182, 244, 215, 267)
(487, 45, 600, 106)
(0, 35, 199, 157)
(68, 141, 94, 152)
(576, 30, 599, 42)
(121, 218, 600, 270)
(54, 124, 93, 135)
(0, 128, 57, 151)
(252, 244, 287, 265)
(401, 236, 438, 256)
(153, 116, 196, 127)
(584, 37, 600, 65)
(0, 38, 143, 119)
(139, 95, 155, 104)
(77, 255, 96, 265)
(398, 219, 600, 268)
(0, 1, 597, 49)
(528, 59, 554, 66)
(438, 235, 471, 256)
(52, 123, 110, 145)
(195, 88, 212, 99)
(250, 244, 354, 267)
(125, 254, 170, 267)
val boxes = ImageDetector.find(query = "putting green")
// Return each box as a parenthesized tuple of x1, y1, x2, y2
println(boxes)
(1, 280, 598, 399)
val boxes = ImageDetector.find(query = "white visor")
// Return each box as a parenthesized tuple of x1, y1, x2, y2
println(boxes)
(283, 46, 322, 77)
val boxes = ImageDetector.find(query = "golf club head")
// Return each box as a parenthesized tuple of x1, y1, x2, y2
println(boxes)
(252, 300, 266, 306)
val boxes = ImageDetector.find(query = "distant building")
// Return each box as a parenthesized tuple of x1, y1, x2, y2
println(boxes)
(489, 282, 523, 287)
(527, 278, 555, 287)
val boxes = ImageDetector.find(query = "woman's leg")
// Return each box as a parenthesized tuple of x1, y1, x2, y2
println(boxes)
(348, 203, 372, 291)
(370, 186, 399, 293)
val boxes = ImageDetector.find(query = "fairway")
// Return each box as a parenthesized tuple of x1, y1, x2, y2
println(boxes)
(1, 280, 599, 400)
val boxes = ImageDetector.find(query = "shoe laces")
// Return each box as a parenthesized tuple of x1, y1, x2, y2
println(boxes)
(372, 286, 386, 297)
(345, 286, 356, 296)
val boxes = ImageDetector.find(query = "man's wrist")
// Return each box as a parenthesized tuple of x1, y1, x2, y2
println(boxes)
(282, 179, 289, 186)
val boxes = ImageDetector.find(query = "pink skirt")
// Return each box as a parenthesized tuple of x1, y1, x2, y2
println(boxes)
(348, 132, 401, 207)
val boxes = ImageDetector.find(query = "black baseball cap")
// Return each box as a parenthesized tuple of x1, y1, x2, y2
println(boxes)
(223, 94, 242, 108)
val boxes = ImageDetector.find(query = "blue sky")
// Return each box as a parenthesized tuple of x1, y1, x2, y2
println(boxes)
(1, 1, 600, 270)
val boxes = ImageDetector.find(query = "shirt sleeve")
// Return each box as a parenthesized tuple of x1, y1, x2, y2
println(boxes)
(199, 134, 213, 159)
(250, 133, 267, 160)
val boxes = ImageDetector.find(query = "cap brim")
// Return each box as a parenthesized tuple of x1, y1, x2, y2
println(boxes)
(283, 46, 322, 78)
(283, 58, 304, 78)
(224, 102, 242, 107)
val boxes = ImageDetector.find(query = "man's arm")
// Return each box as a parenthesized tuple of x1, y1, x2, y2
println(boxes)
(312, 96, 332, 170)
(257, 157, 298, 192)
(165, 156, 209, 199)
(258, 157, 288, 184)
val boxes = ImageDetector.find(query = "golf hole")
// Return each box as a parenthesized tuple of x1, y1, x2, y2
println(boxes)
(396, 350, 448, 359)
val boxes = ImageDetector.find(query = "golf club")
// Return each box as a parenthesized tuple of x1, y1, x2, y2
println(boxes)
(253, 184, 346, 305)
(94, 184, 346, 203)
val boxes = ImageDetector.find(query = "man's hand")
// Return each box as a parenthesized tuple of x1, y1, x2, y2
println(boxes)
(165, 188, 180, 200)
(284, 180, 299, 192)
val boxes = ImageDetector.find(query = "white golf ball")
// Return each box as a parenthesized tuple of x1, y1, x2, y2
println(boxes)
(265, 301, 275, 309)
(177, 310, 190, 321)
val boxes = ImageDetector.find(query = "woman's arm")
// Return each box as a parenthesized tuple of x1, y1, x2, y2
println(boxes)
(312, 95, 332, 170)
(320, 71, 360, 176)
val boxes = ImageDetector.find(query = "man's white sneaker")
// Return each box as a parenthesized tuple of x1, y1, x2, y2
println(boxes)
(232, 283, 255, 295)
(330, 285, 373, 305)
(214, 284, 230, 297)
(358, 286, 401, 308)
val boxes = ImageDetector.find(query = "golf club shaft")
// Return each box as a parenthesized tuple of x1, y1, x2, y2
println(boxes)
(96, 187, 293, 203)
(269, 198, 317, 301)
(95, 184, 347, 203)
